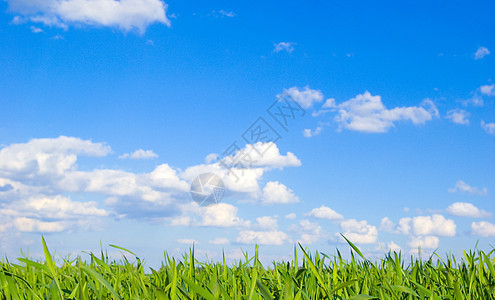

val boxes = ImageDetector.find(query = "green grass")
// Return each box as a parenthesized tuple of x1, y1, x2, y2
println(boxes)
(1, 236, 494, 299)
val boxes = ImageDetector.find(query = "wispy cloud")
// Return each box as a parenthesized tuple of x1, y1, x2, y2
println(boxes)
(446, 109, 470, 125)
(30, 26, 43, 33)
(448, 180, 488, 196)
(274, 42, 295, 53)
(480, 84, 495, 96)
(218, 10, 235, 17)
(119, 149, 158, 160)
(481, 121, 495, 135)
(474, 46, 490, 59)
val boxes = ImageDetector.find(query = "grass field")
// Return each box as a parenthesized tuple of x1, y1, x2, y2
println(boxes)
(1, 236, 494, 299)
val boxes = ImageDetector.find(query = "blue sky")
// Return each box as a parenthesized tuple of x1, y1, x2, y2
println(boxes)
(0, 0, 494, 266)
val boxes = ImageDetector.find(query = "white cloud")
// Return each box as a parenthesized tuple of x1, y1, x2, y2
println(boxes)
(237, 142, 301, 169)
(254, 216, 278, 230)
(471, 221, 495, 237)
(274, 42, 295, 53)
(446, 109, 470, 125)
(289, 219, 324, 244)
(481, 121, 495, 135)
(410, 215, 456, 236)
(218, 10, 235, 17)
(282, 86, 323, 109)
(305, 205, 344, 220)
(339, 219, 378, 244)
(474, 46, 490, 60)
(462, 94, 484, 107)
(198, 203, 250, 228)
(446, 202, 491, 218)
(236, 230, 290, 245)
(119, 149, 158, 159)
(209, 237, 229, 245)
(387, 241, 402, 253)
(397, 217, 412, 235)
(0, 136, 110, 178)
(261, 181, 299, 205)
(30, 25, 43, 33)
(186, 142, 301, 198)
(408, 235, 439, 250)
(0, 195, 107, 219)
(480, 84, 495, 96)
(176, 238, 198, 244)
(170, 202, 250, 228)
(448, 180, 488, 196)
(0, 137, 303, 233)
(384, 215, 455, 237)
(169, 216, 191, 226)
(285, 213, 296, 219)
(6, 0, 170, 33)
(327, 92, 438, 133)
(380, 217, 395, 232)
(303, 126, 323, 138)
(13, 217, 66, 233)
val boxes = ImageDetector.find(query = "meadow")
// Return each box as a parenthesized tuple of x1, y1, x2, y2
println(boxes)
(0, 235, 494, 299)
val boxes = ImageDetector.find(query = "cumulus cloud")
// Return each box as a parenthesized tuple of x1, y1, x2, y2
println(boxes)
(289, 219, 324, 244)
(474, 46, 490, 60)
(235, 142, 301, 169)
(261, 181, 299, 205)
(209, 237, 229, 245)
(448, 180, 488, 196)
(254, 216, 278, 230)
(305, 205, 344, 220)
(0, 136, 110, 179)
(0, 136, 303, 235)
(236, 230, 290, 245)
(387, 241, 402, 253)
(383, 215, 456, 237)
(325, 92, 438, 133)
(446, 202, 491, 218)
(408, 235, 439, 250)
(119, 149, 158, 159)
(380, 217, 395, 232)
(285, 213, 297, 219)
(6, 0, 170, 33)
(471, 221, 495, 237)
(197, 203, 250, 228)
(446, 109, 470, 125)
(410, 215, 456, 236)
(481, 121, 495, 135)
(13, 217, 66, 233)
(339, 219, 378, 244)
(274, 42, 295, 53)
(480, 84, 495, 96)
(176, 238, 198, 244)
(0, 195, 107, 219)
(186, 142, 301, 198)
(281, 86, 323, 109)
